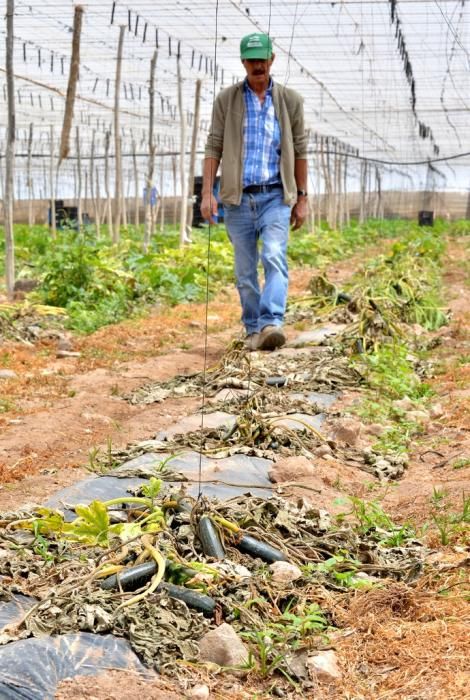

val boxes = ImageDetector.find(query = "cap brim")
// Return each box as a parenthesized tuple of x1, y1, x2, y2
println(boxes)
(241, 48, 272, 60)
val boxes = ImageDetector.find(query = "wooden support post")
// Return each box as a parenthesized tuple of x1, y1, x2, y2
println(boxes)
(90, 130, 100, 237)
(159, 162, 165, 232)
(343, 154, 350, 226)
(121, 141, 128, 228)
(359, 161, 367, 224)
(186, 78, 202, 231)
(84, 168, 88, 223)
(76, 125, 82, 227)
(133, 140, 139, 229)
(49, 125, 56, 238)
(4, 0, 16, 299)
(59, 5, 83, 163)
(176, 53, 189, 245)
(27, 122, 33, 226)
(113, 25, 125, 241)
(337, 152, 343, 229)
(144, 50, 157, 251)
(172, 155, 177, 227)
(95, 164, 101, 232)
(104, 130, 114, 240)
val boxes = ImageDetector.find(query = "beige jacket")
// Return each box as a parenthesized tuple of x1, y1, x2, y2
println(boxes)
(204, 80, 307, 206)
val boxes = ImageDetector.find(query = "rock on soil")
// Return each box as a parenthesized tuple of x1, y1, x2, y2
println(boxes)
(330, 417, 363, 446)
(405, 410, 430, 424)
(307, 650, 342, 682)
(0, 369, 17, 379)
(429, 403, 444, 419)
(268, 456, 315, 482)
(187, 684, 210, 699)
(269, 561, 302, 583)
(198, 623, 249, 667)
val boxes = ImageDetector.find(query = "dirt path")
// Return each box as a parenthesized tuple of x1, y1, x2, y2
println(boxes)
(0, 253, 364, 510)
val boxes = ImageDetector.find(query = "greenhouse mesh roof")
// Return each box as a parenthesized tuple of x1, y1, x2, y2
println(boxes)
(0, 0, 469, 194)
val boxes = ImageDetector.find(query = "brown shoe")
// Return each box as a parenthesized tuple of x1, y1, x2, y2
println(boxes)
(244, 332, 259, 352)
(257, 325, 286, 351)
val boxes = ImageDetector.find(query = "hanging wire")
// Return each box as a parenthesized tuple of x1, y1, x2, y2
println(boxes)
(197, 0, 220, 499)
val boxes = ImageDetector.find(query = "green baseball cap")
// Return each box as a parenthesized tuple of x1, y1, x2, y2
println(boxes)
(240, 33, 273, 60)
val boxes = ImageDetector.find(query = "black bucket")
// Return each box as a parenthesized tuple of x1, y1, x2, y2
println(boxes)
(418, 210, 434, 227)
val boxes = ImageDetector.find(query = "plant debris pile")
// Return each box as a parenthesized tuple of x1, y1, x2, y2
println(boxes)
(288, 227, 448, 352)
(0, 302, 66, 344)
(127, 341, 361, 406)
(0, 484, 425, 679)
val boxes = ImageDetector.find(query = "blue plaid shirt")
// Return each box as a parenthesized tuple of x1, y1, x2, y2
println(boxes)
(243, 79, 281, 188)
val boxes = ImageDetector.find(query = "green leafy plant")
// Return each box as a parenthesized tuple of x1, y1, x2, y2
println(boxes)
(453, 457, 470, 470)
(241, 601, 328, 679)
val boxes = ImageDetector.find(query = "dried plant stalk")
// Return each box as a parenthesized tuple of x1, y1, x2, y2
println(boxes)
(59, 5, 84, 163)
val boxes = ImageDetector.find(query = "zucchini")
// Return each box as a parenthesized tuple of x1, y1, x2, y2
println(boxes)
(101, 565, 215, 617)
(159, 582, 216, 617)
(198, 516, 225, 560)
(236, 534, 287, 563)
(101, 561, 156, 591)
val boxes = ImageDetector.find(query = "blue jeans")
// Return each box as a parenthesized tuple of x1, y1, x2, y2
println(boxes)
(224, 190, 291, 335)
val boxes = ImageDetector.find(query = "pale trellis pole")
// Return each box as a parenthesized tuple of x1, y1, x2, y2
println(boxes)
(49, 125, 56, 238)
(176, 52, 189, 245)
(27, 123, 34, 226)
(359, 160, 367, 223)
(159, 163, 165, 232)
(75, 126, 82, 227)
(132, 141, 139, 229)
(121, 145, 128, 228)
(343, 154, 350, 226)
(59, 5, 83, 163)
(95, 165, 102, 229)
(113, 25, 125, 242)
(143, 50, 157, 252)
(104, 130, 114, 240)
(90, 130, 100, 237)
(186, 78, 202, 232)
(172, 154, 178, 226)
(4, 0, 16, 299)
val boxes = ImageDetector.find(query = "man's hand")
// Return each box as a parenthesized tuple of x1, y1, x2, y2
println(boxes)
(200, 193, 219, 224)
(290, 196, 308, 230)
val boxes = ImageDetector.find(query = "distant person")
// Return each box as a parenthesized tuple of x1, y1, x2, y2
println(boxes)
(143, 186, 158, 208)
(201, 32, 308, 351)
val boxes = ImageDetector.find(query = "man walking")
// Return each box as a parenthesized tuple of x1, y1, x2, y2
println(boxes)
(201, 33, 308, 351)
(201, 34, 307, 350)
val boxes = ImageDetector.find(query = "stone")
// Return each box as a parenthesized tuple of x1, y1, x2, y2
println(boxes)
(57, 336, 73, 352)
(266, 376, 287, 387)
(307, 650, 342, 682)
(330, 418, 363, 446)
(314, 444, 332, 457)
(56, 350, 81, 359)
(429, 403, 444, 419)
(26, 324, 42, 338)
(365, 422, 386, 437)
(285, 651, 309, 680)
(187, 684, 210, 699)
(0, 369, 17, 379)
(198, 623, 249, 667)
(392, 397, 414, 412)
(289, 324, 347, 347)
(268, 456, 315, 482)
(269, 561, 302, 583)
(406, 409, 430, 424)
